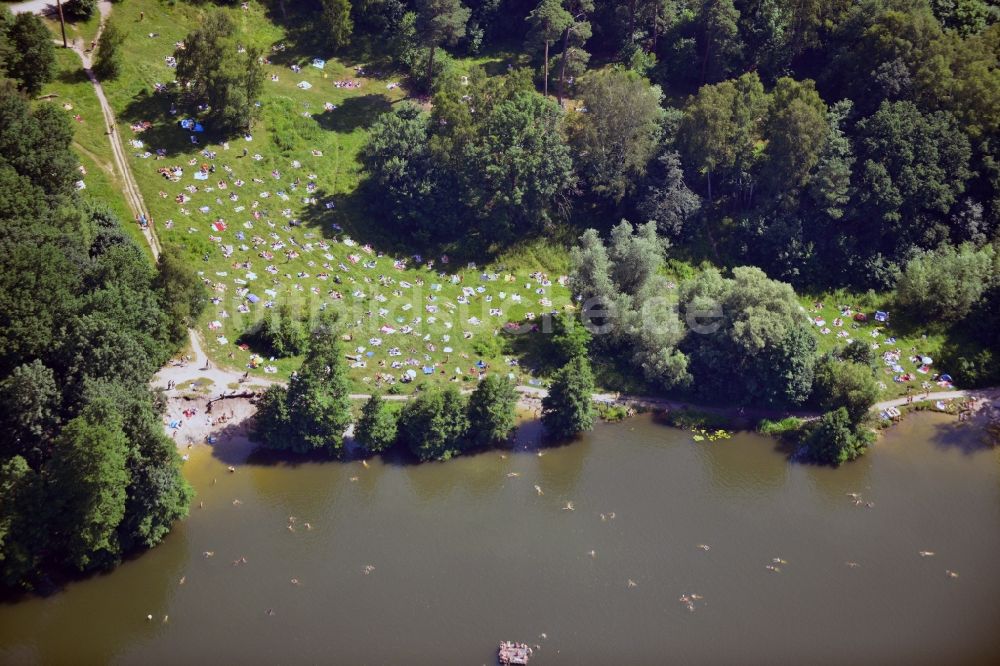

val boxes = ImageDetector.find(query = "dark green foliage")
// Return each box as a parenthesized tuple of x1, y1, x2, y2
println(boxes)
(47, 400, 129, 571)
(640, 150, 701, 238)
(321, 0, 354, 51)
(550, 312, 591, 366)
(4, 13, 55, 95)
(698, 0, 743, 84)
(526, 0, 572, 97)
(840, 339, 876, 368)
(174, 12, 265, 135)
(155, 245, 208, 344)
(542, 355, 596, 440)
(466, 375, 518, 447)
(361, 72, 575, 244)
(812, 357, 879, 425)
(355, 393, 399, 453)
(0, 361, 60, 467)
(569, 67, 664, 202)
(94, 19, 126, 80)
(681, 266, 817, 407)
(253, 384, 294, 446)
(894, 244, 995, 323)
(397, 385, 470, 460)
(0, 95, 188, 589)
(569, 222, 689, 389)
(63, 0, 97, 21)
(415, 0, 472, 88)
(803, 407, 873, 465)
(247, 303, 308, 358)
(854, 101, 972, 260)
(255, 314, 353, 456)
(0, 455, 41, 588)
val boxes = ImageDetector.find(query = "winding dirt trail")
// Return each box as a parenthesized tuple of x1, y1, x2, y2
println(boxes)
(60, 2, 161, 258)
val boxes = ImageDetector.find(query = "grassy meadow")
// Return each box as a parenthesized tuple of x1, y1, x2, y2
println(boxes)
(32, 0, 962, 402)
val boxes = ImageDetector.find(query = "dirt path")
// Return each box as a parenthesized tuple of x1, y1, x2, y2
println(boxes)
(874, 389, 1000, 412)
(60, 2, 161, 259)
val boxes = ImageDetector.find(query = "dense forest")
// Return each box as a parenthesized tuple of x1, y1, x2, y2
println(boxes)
(0, 75, 202, 589)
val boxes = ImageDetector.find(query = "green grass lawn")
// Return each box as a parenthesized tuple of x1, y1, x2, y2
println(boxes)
(43, 11, 103, 50)
(37, 48, 145, 254)
(41, 0, 963, 403)
(798, 290, 953, 401)
(98, 0, 573, 393)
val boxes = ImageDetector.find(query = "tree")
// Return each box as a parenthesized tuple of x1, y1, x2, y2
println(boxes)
(63, 0, 97, 21)
(415, 0, 471, 89)
(803, 407, 872, 465)
(462, 90, 576, 236)
(0, 455, 41, 588)
(677, 73, 766, 203)
(253, 384, 293, 447)
(555, 0, 593, 105)
(895, 243, 995, 323)
(4, 13, 55, 95)
(931, 0, 998, 36)
(397, 385, 470, 460)
(251, 303, 308, 358)
(526, 0, 572, 98)
(355, 393, 398, 453)
(321, 0, 354, 51)
(542, 355, 596, 440)
(854, 101, 972, 259)
(569, 227, 615, 304)
(681, 266, 817, 407)
(80, 379, 191, 553)
(283, 314, 354, 455)
(174, 12, 264, 135)
(698, 0, 742, 83)
(550, 312, 591, 365)
(608, 219, 667, 295)
(360, 103, 448, 241)
(640, 150, 701, 238)
(466, 375, 518, 447)
(841, 339, 875, 368)
(569, 222, 688, 389)
(94, 19, 126, 80)
(813, 357, 879, 425)
(806, 99, 855, 220)
(570, 67, 664, 202)
(0, 360, 60, 466)
(762, 78, 829, 201)
(154, 245, 207, 344)
(47, 400, 129, 571)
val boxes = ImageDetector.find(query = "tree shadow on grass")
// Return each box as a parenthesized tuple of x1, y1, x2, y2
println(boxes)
(313, 94, 392, 133)
(58, 66, 89, 85)
(118, 89, 193, 157)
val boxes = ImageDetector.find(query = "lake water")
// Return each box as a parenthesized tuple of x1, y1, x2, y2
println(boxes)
(2, 413, 999, 665)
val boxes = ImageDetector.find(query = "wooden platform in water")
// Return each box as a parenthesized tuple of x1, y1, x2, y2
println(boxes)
(498, 641, 532, 664)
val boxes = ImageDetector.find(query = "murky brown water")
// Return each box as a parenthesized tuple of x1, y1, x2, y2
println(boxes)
(2, 413, 999, 665)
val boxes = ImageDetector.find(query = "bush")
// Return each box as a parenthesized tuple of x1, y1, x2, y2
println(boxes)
(758, 416, 804, 436)
(397, 386, 469, 461)
(895, 244, 995, 323)
(355, 393, 398, 453)
(93, 20, 126, 80)
(812, 357, 879, 425)
(802, 408, 875, 465)
(244, 304, 308, 358)
(63, 0, 97, 21)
